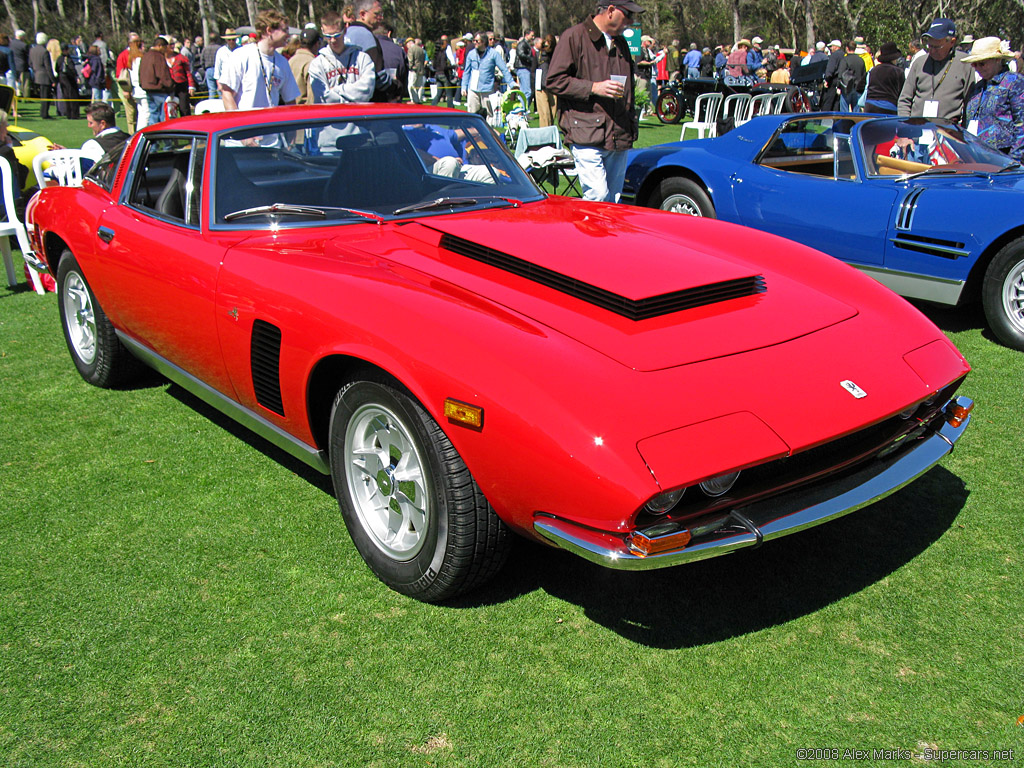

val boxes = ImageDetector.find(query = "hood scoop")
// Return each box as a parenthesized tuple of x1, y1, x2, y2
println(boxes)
(440, 233, 767, 321)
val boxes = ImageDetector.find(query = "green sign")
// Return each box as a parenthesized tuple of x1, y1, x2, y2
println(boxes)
(623, 25, 642, 57)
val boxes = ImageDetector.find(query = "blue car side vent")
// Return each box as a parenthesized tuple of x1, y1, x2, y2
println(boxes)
(896, 187, 926, 231)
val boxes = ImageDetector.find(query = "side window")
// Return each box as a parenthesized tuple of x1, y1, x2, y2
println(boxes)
(84, 141, 129, 191)
(127, 135, 205, 226)
(833, 135, 856, 180)
(758, 119, 836, 178)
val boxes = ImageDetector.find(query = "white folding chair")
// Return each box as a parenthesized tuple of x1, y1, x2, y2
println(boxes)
(194, 98, 225, 115)
(32, 149, 87, 188)
(721, 93, 751, 127)
(737, 92, 776, 126)
(1, 156, 44, 294)
(680, 92, 724, 140)
(770, 92, 788, 114)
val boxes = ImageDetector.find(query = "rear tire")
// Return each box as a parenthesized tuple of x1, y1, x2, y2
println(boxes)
(982, 238, 1024, 351)
(57, 252, 138, 388)
(329, 378, 511, 601)
(650, 177, 716, 218)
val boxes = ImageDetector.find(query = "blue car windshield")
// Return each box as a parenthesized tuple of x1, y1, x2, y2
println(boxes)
(213, 114, 544, 225)
(858, 117, 1017, 177)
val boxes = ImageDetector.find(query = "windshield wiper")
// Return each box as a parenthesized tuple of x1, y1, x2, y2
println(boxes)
(994, 162, 1023, 174)
(224, 203, 384, 223)
(900, 165, 987, 181)
(392, 196, 521, 215)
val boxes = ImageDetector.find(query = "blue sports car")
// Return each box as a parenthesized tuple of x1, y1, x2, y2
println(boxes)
(622, 113, 1024, 351)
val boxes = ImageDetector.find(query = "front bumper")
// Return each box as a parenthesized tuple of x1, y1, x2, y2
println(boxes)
(534, 396, 972, 571)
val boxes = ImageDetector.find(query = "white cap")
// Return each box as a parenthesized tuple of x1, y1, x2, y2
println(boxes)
(752, 36, 763, 44)
(815, 41, 826, 50)
(829, 39, 842, 47)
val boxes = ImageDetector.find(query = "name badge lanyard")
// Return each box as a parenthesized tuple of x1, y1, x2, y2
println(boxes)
(260, 51, 276, 104)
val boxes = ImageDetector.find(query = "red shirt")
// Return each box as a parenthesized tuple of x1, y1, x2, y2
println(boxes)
(166, 53, 195, 87)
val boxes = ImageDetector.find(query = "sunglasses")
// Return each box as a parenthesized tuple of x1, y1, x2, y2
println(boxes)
(322, 31, 343, 39)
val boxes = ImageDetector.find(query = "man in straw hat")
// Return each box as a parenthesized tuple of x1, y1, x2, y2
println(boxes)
(898, 17, 973, 121)
(962, 37, 1024, 160)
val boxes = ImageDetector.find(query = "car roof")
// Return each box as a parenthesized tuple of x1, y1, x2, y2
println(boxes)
(140, 103, 472, 134)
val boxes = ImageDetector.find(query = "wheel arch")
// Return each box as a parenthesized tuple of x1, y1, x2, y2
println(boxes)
(962, 224, 1024, 306)
(41, 231, 72, 274)
(306, 353, 412, 453)
(636, 164, 714, 210)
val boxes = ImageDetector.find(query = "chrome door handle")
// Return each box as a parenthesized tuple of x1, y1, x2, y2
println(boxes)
(97, 226, 115, 243)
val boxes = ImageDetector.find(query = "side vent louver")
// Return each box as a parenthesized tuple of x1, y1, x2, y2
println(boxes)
(251, 320, 285, 416)
(896, 187, 926, 230)
(439, 234, 766, 320)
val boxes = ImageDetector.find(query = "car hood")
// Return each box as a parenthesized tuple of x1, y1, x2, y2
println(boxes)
(337, 199, 859, 371)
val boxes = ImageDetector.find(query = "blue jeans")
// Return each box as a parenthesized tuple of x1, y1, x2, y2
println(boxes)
(687, 66, 700, 79)
(147, 92, 169, 123)
(569, 146, 629, 202)
(840, 91, 861, 113)
(206, 66, 217, 99)
(516, 68, 532, 102)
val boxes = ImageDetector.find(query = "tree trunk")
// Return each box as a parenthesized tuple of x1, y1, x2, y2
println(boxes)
(157, 0, 169, 35)
(200, 0, 209, 41)
(110, 0, 119, 37)
(490, 0, 504, 38)
(33, 0, 40, 32)
(308, 0, 314, 25)
(536, 0, 547, 36)
(519, 0, 530, 34)
(3, 0, 20, 33)
(732, 0, 740, 46)
(83, 0, 89, 25)
(804, 0, 814, 51)
(245, 0, 257, 28)
(55, 0, 65, 20)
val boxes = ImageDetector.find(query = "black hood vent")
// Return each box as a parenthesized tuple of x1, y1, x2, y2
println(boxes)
(439, 233, 766, 321)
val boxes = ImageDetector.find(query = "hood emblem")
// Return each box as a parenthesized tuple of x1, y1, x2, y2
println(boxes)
(840, 380, 867, 399)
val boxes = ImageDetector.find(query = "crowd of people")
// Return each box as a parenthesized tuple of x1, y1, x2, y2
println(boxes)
(2, 5, 1023, 210)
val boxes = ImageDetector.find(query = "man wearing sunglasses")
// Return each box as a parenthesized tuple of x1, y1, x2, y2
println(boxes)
(545, 1, 643, 202)
(309, 10, 375, 104)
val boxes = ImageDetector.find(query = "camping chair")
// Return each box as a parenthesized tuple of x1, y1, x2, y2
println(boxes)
(680, 92, 723, 140)
(719, 93, 751, 134)
(194, 98, 225, 115)
(1, 156, 45, 294)
(513, 125, 580, 196)
(737, 92, 775, 125)
(32, 149, 88, 188)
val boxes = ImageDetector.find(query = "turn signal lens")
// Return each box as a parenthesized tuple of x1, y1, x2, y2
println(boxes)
(627, 526, 692, 557)
(444, 398, 484, 431)
(946, 400, 974, 428)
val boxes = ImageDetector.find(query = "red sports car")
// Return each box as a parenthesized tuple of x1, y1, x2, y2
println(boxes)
(26, 105, 973, 602)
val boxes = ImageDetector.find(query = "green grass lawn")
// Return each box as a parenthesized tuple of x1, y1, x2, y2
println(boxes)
(2, 104, 1023, 767)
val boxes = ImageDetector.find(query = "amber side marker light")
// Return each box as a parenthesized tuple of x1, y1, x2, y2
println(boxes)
(627, 527, 693, 558)
(444, 398, 484, 431)
(946, 400, 974, 428)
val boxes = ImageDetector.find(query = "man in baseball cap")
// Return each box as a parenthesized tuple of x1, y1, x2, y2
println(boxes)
(898, 17, 973, 121)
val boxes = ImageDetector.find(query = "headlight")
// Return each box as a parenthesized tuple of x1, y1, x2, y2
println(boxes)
(643, 487, 685, 514)
(699, 471, 741, 497)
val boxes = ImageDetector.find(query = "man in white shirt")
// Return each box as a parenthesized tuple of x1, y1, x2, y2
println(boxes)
(220, 11, 300, 111)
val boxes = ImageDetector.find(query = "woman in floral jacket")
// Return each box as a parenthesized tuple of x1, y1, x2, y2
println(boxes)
(962, 37, 1024, 161)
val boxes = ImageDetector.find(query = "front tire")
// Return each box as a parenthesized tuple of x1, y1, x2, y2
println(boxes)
(329, 378, 510, 602)
(656, 90, 682, 124)
(57, 252, 138, 388)
(650, 177, 716, 218)
(982, 238, 1024, 351)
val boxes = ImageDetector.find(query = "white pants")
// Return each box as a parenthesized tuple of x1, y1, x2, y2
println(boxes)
(466, 89, 495, 118)
(569, 146, 629, 203)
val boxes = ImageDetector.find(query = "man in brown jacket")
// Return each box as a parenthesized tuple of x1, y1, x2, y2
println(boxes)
(139, 36, 174, 123)
(545, 1, 642, 202)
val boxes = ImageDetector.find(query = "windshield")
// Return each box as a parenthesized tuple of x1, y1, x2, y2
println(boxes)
(858, 117, 1019, 177)
(213, 114, 543, 226)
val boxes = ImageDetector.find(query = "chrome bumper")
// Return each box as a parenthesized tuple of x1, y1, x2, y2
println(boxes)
(23, 250, 50, 274)
(534, 396, 972, 571)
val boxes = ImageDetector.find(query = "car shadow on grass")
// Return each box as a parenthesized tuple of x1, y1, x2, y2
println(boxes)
(464, 465, 968, 648)
(165, 382, 336, 496)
